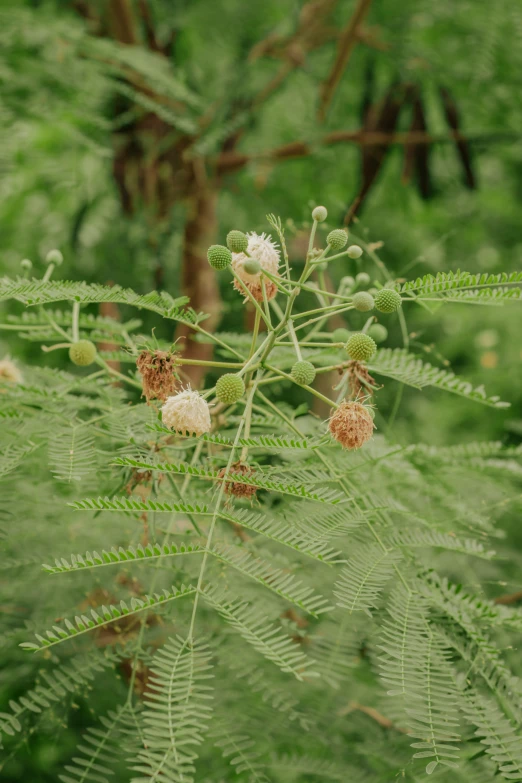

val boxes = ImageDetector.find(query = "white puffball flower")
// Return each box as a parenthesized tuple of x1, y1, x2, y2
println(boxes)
(0, 356, 23, 384)
(161, 387, 212, 437)
(231, 232, 280, 284)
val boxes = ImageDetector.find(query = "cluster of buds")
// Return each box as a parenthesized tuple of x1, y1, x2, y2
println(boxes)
(154, 206, 404, 455)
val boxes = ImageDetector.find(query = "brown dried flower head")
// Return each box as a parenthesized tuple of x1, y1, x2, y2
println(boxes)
(218, 461, 257, 499)
(137, 350, 179, 403)
(346, 360, 379, 400)
(328, 401, 375, 450)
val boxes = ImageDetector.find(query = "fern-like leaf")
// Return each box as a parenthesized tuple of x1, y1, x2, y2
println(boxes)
(69, 495, 210, 515)
(21, 585, 196, 652)
(112, 457, 344, 504)
(207, 543, 331, 617)
(334, 544, 402, 615)
(132, 636, 213, 783)
(462, 691, 522, 781)
(219, 508, 345, 564)
(203, 588, 316, 679)
(369, 348, 509, 407)
(48, 424, 97, 482)
(43, 541, 204, 575)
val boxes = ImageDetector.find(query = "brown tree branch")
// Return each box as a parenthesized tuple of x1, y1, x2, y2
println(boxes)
(137, 0, 163, 53)
(317, 0, 374, 122)
(338, 701, 408, 733)
(494, 590, 522, 606)
(215, 129, 518, 174)
(107, 0, 138, 45)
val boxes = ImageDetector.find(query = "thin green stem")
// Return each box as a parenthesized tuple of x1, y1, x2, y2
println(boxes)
(41, 342, 71, 352)
(71, 302, 80, 343)
(287, 320, 302, 361)
(231, 269, 272, 329)
(190, 323, 245, 361)
(42, 264, 55, 283)
(265, 364, 338, 409)
(187, 375, 260, 640)
(261, 277, 273, 327)
(95, 356, 142, 389)
(180, 358, 244, 369)
(307, 219, 318, 259)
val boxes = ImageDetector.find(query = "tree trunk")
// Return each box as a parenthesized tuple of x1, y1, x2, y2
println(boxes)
(177, 187, 222, 387)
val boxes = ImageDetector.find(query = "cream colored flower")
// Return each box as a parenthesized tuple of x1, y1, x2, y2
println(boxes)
(232, 232, 281, 303)
(0, 356, 23, 384)
(231, 232, 280, 283)
(161, 388, 211, 437)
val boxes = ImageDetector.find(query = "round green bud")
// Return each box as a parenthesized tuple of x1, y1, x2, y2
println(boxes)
(312, 206, 328, 222)
(368, 323, 388, 343)
(327, 229, 348, 251)
(374, 288, 402, 314)
(352, 291, 375, 312)
(45, 249, 63, 266)
(346, 333, 377, 362)
(347, 244, 363, 259)
(332, 327, 351, 343)
(315, 262, 328, 272)
(226, 230, 249, 253)
(341, 275, 355, 290)
(290, 360, 316, 386)
(207, 245, 232, 270)
(69, 340, 97, 367)
(215, 373, 245, 404)
(20, 259, 32, 271)
(243, 258, 261, 275)
(356, 272, 371, 286)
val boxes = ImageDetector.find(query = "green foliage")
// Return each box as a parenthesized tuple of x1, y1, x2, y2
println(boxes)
(1, 204, 522, 783)
(1, 0, 522, 778)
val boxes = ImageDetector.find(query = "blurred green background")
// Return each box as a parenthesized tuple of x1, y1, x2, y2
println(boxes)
(1, 1, 522, 779)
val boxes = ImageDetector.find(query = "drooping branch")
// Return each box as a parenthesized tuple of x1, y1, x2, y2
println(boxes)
(317, 0, 374, 121)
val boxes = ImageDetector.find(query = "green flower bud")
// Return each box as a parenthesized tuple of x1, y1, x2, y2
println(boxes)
(226, 230, 249, 253)
(215, 373, 245, 404)
(356, 272, 371, 286)
(207, 245, 232, 270)
(69, 340, 97, 367)
(243, 258, 261, 275)
(352, 291, 375, 312)
(20, 259, 32, 271)
(347, 245, 363, 259)
(374, 288, 402, 313)
(340, 276, 355, 291)
(327, 229, 348, 251)
(368, 323, 388, 343)
(45, 249, 63, 266)
(312, 206, 328, 222)
(290, 360, 316, 386)
(346, 333, 377, 362)
(331, 327, 351, 343)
